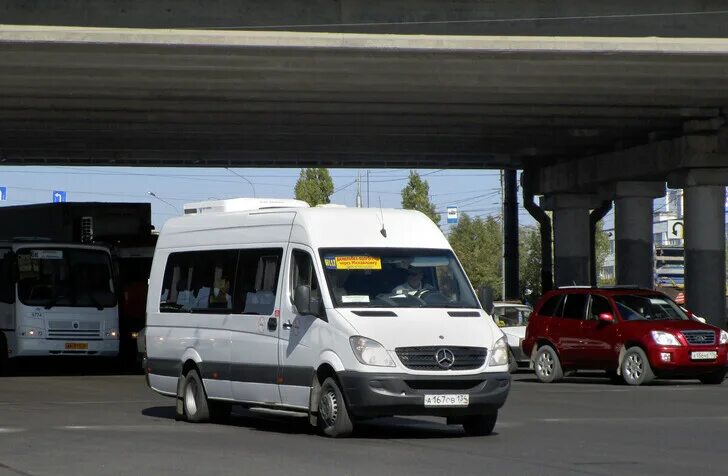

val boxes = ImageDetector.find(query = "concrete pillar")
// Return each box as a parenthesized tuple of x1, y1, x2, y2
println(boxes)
(502, 169, 519, 300)
(544, 194, 596, 287)
(669, 170, 727, 328)
(607, 182, 665, 289)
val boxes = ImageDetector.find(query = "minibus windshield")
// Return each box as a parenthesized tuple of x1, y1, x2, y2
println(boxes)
(17, 248, 116, 309)
(319, 248, 479, 308)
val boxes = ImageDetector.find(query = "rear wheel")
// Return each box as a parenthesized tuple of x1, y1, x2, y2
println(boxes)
(182, 370, 211, 423)
(699, 370, 726, 385)
(462, 412, 498, 436)
(620, 347, 654, 386)
(534, 345, 563, 383)
(318, 377, 354, 438)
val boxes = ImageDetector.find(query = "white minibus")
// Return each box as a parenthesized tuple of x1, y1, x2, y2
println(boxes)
(0, 242, 119, 369)
(143, 198, 510, 437)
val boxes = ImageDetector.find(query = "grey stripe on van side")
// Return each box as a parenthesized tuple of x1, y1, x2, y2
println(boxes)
(147, 358, 314, 387)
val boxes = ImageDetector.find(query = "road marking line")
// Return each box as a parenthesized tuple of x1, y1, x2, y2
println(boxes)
(0, 428, 25, 434)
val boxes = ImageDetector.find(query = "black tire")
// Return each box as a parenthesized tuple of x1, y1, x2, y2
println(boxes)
(463, 412, 498, 436)
(0, 333, 8, 376)
(508, 349, 518, 373)
(317, 377, 354, 438)
(181, 370, 211, 423)
(534, 345, 564, 383)
(699, 370, 726, 385)
(620, 347, 654, 386)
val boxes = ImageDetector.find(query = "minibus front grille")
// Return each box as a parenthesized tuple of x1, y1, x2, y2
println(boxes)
(405, 379, 485, 391)
(395, 346, 487, 371)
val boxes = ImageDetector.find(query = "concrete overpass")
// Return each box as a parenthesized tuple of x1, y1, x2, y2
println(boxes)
(1, 23, 728, 325)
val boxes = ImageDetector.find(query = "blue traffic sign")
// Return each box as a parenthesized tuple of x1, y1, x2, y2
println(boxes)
(0, 187, 6, 201)
(447, 206, 458, 224)
(52, 190, 67, 203)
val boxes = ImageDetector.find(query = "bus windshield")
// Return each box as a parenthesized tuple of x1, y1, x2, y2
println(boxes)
(17, 248, 116, 309)
(319, 248, 479, 308)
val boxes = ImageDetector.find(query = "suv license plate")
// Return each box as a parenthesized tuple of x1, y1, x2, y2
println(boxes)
(691, 351, 717, 360)
(424, 394, 469, 407)
(65, 342, 88, 350)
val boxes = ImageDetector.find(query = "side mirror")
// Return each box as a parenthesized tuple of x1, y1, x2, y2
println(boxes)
(294, 285, 312, 315)
(598, 312, 615, 323)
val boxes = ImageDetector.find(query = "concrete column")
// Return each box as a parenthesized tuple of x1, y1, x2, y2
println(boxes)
(544, 194, 596, 287)
(607, 182, 665, 289)
(502, 169, 519, 300)
(669, 170, 727, 328)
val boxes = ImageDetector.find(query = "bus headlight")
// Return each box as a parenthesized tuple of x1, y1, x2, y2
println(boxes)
(21, 327, 44, 338)
(105, 329, 119, 339)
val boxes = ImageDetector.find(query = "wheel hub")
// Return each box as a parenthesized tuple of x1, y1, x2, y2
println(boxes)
(319, 389, 338, 426)
(185, 380, 198, 416)
(537, 352, 554, 377)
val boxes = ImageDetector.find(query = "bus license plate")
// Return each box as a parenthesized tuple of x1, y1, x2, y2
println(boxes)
(691, 351, 717, 360)
(65, 342, 88, 350)
(424, 394, 469, 407)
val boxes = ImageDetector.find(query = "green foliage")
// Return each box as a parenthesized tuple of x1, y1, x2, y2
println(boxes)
(448, 213, 502, 300)
(401, 171, 440, 224)
(595, 220, 611, 285)
(519, 226, 542, 301)
(294, 168, 334, 207)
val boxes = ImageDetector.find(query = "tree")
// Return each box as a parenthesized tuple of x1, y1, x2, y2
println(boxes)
(448, 213, 503, 299)
(401, 171, 440, 224)
(595, 220, 612, 286)
(519, 225, 542, 302)
(294, 168, 334, 206)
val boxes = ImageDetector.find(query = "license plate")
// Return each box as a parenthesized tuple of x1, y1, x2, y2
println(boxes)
(424, 394, 469, 407)
(65, 342, 88, 350)
(691, 351, 717, 360)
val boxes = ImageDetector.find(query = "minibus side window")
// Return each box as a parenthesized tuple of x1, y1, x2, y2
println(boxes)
(0, 248, 14, 304)
(159, 250, 237, 314)
(291, 250, 322, 316)
(235, 248, 283, 316)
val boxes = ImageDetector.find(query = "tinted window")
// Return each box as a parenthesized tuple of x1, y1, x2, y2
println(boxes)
(291, 250, 321, 305)
(538, 295, 562, 316)
(0, 248, 14, 303)
(561, 294, 587, 320)
(613, 294, 688, 321)
(236, 249, 282, 316)
(588, 295, 612, 320)
(160, 248, 282, 315)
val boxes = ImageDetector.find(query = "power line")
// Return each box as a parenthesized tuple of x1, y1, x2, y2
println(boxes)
(187, 9, 728, 30)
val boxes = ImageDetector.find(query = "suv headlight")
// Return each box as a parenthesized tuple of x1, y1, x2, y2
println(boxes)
(651, 331, 682, 346)
(349, 336, 395, 367)
(720, 330, 728, 345)
(489, 336, 509, 367)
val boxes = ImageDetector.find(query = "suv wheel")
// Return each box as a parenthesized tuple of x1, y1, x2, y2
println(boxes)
(621, 347, 654, 386)
(534, 345, 563, 383)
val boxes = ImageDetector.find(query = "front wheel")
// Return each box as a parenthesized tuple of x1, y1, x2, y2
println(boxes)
(699, 370, 726, 385)
(620, 347, 654, 386)
(508, 349, 518, 373)
(318, 377, 354, 438)
(534, 345, 563, 383)
(462, 412, 498, 436)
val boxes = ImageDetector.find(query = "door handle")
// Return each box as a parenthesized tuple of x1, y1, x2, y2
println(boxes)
(282, 321, 293, 330)
(267, 317, 277, 331)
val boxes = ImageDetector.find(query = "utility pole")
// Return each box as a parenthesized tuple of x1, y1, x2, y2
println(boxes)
(355, 170, 362, 208)
(367, 170, 370, 207)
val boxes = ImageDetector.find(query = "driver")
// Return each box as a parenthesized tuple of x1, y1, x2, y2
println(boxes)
(393, 267, 434, 296)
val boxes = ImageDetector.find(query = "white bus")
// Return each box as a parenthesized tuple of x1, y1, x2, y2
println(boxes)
(143, 198, 510, 437)
(0, 242, 120, 369)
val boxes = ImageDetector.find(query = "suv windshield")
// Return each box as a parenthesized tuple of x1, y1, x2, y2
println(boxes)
(17, 248, 116, 309)
(613, 294, 688, 321)
(319, 248, 479, 308)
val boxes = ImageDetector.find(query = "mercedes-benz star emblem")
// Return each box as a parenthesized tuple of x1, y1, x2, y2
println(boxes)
(435, 348, 455, 369)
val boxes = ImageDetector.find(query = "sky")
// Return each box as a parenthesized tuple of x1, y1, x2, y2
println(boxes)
(0, 166, 538, 234)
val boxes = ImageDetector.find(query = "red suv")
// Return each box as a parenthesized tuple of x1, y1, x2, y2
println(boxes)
(522, 287, 728, 385)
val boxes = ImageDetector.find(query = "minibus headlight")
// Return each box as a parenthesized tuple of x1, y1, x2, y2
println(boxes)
(489, 336, 509, 367)
(349, 336, 395, 367)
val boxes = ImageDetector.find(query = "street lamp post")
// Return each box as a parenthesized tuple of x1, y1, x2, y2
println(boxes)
(147, 191, 179, 213)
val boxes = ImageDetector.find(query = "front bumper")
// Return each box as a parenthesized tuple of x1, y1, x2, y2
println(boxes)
(647, 344, 728, 377)
(338, 371, 510, 418)
(14, 337, 119, 357)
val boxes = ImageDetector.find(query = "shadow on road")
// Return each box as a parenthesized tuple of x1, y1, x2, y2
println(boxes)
(142, 405, 488, 439)
(1, 356, 143, 377)
(515, 373, 704, 386)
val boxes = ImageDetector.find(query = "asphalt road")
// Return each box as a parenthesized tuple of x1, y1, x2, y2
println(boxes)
(1, 366, 727, 476)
